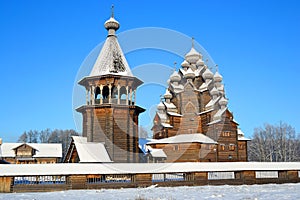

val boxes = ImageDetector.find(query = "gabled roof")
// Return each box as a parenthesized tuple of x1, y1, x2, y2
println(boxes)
(0, 143, 62, 158)
(147, 133, 217, 145)
(72, 136, 112, 163)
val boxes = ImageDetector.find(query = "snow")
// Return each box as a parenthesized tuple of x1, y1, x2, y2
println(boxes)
(147, 134, 217, 145)
(1, 162, 300, 176)
(72, 136, 112, 163)
(149, 149, 167, 158)
(1, 183, 300, 199)
(1, 143, 62, 158)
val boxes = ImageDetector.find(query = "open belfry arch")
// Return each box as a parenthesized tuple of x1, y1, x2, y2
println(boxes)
(76, 7, 145, 163)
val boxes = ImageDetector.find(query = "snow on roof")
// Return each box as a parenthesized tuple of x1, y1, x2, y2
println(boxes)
(31, 144, 62, 158)
(72, 136, 112, 163)
(198, 109, 214, 115)
(205, 96, 221, 109)
(89, 35, 133, 77)
(0, 143, 62, 158)
(76, 143, 112, 163)
(170, 83, 184, 94)
(161, 123, 173, 128)
(73, 136, 87, 143)
(207, 119, 222, 125)
(167, 111, 182, 117)
(150, 149, 167, 158)
(147, 134, 217, 145)
(237, 129, 251, 141)
(0, 143, 20, 157)
(213, 107, 227, 121)
(199, 80, 212, 92)
(1, 162, 300, 176)
(157, 112, 167, 121)
(163, 102, 177, 109)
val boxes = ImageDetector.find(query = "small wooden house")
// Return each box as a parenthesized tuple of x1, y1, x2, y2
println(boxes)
(0, 142, 62, 164)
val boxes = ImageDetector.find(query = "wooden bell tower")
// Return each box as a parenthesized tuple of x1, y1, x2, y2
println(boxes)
(76, 8, 145, 163)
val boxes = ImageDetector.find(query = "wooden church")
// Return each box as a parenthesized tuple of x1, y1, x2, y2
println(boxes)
(149, 43, 250, 163)
(65, 8, 249, 163)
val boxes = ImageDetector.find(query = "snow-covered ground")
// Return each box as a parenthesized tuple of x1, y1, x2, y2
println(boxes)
(0, 183, 299, 200)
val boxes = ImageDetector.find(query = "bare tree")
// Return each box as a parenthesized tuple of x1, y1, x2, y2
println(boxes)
(248, 122, 300, 162)
(17, 132, 28, 143)
(39, 128, 51, 143)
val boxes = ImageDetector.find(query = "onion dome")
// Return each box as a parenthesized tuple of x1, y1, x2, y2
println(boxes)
(210, 87, 219, 96)
(181, 60, 190, 68)
(166, 79, 170, 85)
(157, 102, 165, 110)
(164, 89, 172, 99)
(104, 5, 120, 35)
(202, 68, 214, 80)
(214, 71, 223, 82)
(170, 71, 181, 82)
(184, 68, 195, 79)
(219, 96, 228, 107)
(196, 58, 204, 67)
(104, 17, 120, 31)
(185, 47, 201, 64)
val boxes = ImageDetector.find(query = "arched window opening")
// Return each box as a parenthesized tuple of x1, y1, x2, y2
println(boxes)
(111, 86, 118, 103)
(131, 91, 136, 105)
(94, 87, 101, 104)
(120, 86, 127, 104)
(102, 86, 109, 103)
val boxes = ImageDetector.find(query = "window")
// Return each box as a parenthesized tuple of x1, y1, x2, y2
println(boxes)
(188, 129, 193, 134)
(14, 176, 66, 185)
(229, 144, 236, 151)
(220, 144, 226, 151)
(152, 173, 185, 182)
(239, 144, 245, 150)
(174, 145, 180, 151)
(208, 172, 235, 180)
(87, 174, 132, 184)
(256, 171, 278, 179)
(222, 131, 231, 137)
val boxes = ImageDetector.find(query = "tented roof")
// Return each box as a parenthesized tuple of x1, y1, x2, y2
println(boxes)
(89, 35, 133, 77)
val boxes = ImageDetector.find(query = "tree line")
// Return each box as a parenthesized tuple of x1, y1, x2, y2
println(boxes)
(248, 122, 300, 162)
(16, 123, 300, 162)
(17, 129, 79, 159)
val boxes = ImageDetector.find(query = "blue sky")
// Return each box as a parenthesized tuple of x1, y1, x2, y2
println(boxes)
(0, 0, 299, 142)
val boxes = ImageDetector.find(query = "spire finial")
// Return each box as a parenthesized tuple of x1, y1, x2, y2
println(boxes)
(111, 4, 114, 18)
(174, 61, 177, 71)
(192, 37, 195, 48)
(215, 64, 219, 72)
